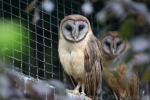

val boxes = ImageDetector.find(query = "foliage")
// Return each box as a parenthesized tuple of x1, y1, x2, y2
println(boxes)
(0, 20, 27, 55)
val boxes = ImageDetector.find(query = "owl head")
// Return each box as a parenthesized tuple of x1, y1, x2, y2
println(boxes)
(60, 14, 91, 42)
(101, 31, 128, 58)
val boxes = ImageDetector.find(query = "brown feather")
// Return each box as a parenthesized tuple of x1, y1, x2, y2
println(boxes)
(84, 36, 102, 98)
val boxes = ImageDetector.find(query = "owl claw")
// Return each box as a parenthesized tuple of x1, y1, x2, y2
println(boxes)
(73, 89, 80, 95)
(80, 92, 92, 100)
(66, 89, 80, 95)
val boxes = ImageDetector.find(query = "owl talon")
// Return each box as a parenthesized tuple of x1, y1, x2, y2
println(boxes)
(66, 89, 80, 95)
(73, 89, 80, 95)
(66, 89, 74, 93)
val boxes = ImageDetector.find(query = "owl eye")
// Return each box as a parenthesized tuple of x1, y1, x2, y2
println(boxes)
(79, 25, 84, 31)
(105, 41, 111, 47)
(116, 41, 122, 47)
(65, 25, 72, 32)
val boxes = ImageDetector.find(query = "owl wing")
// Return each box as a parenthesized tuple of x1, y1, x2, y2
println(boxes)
(129, 74, 139, 99)
(84, 35, 102, 98)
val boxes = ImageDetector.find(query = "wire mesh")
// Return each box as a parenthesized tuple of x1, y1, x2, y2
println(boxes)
(0, 0, 98, 82)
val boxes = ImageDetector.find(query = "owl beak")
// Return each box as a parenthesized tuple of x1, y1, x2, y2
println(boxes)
(74, 35, 78, 40)
(72, 32, 78, 40)
(112, 49, 115, 55)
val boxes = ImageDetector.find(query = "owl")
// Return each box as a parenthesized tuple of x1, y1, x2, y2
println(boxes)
(100, 31, 139, 99)
(58, 15, 102, 98)
(100, 31, 129, 67)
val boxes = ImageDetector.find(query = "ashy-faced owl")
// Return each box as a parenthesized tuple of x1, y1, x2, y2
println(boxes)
(100, 32, 139, 99)
(100, 31, 129, 67)
(58, 14, 102, 98)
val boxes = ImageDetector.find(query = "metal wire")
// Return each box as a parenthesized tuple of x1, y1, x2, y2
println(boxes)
(0, 0, 86, 81)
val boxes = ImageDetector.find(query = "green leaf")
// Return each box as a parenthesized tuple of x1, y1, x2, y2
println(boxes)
(141, 71, 150, 83)
(118, 19, 135, 39)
